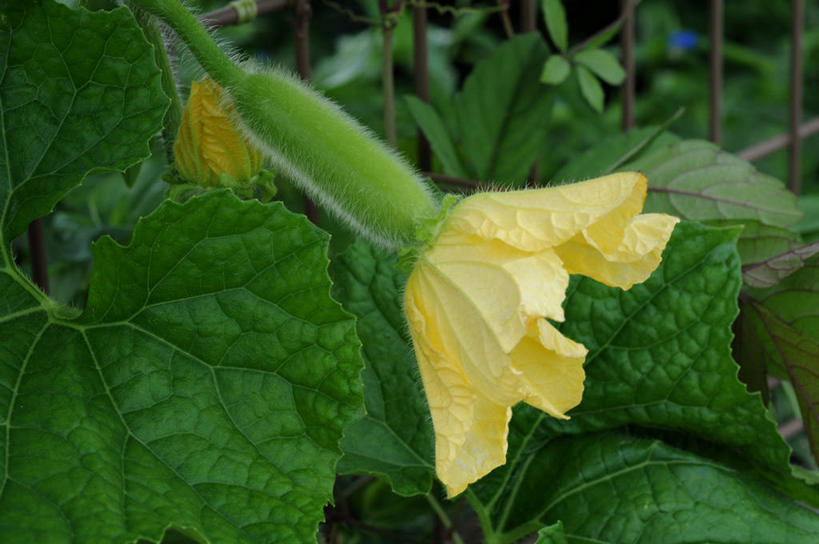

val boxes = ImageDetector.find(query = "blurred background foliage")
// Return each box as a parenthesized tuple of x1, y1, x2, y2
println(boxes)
(24, 1, 818, 541)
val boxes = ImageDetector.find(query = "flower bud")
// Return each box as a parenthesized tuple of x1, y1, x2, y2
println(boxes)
(173, 78, 264, 187)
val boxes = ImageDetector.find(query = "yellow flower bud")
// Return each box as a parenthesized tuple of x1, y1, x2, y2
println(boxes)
(403, 172, 680, 497)
(174, 78, 264, 186)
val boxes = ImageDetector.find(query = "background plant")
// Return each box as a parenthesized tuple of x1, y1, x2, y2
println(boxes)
(2, 0, 818, 542)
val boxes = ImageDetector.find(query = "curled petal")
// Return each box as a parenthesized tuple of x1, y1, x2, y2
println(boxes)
(555, 213, 680, 289)
(510, 319, 587, 418)
(425, 233, 569, 351)
(446, 172, 647, 252)
(405, 271, 511, 497)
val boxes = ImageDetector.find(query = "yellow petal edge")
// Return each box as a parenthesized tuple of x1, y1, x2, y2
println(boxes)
(403, 172, 679, 497)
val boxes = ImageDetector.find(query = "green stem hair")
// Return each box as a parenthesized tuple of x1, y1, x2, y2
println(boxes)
(131, 0, 438, 248)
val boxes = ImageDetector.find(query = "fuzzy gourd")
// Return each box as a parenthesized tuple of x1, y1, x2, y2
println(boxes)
(130, 0, 438, 248)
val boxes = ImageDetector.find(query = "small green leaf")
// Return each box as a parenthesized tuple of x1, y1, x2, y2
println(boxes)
(542, 0, 568, 53)
(330, 241, 435, 496)
(454, 34, 552, 186)
(795, 194, 819, 242)
(742, 252, 819, 463)
(0, 0, 168, 243)
(574, 48, 626, 85)
(535, 521, 567, 544)
(584, 20, 622, 50)
(404, 95, 468, 178)
(575, 65, 604, 113)
(540, 55, 571, 85)
(742, 241, 819, 288)
(553, 127, 681, 182)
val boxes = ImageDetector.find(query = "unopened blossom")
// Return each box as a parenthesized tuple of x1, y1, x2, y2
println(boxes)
(403, 172, 679, 496)
(174, 78, 264, 186)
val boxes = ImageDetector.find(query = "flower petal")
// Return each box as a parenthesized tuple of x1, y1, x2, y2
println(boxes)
(412, 263, 521, 406)
(446, 172, 646, 252)
(555, 213, 680, 289)
(425, 233, 569, 352)
(405, 270, 511, 497)
(509, 319, 587, 418)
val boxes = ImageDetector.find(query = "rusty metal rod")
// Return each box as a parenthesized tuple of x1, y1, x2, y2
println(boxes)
(620, 0, 635, 131)
(27, 219, 49, 294)
(708, 0, 723, 144)
(412, 3, 432, 171)
(520, 0, 536, 33)
(788, 0, 805, 194)
(737, 117, 819, 162)
(292, 0, 320, 225)
(201, 0, 288, 28)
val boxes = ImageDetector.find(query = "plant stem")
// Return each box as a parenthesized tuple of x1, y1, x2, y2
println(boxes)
(424, 494, 465, 544)
(128, 0, 244, 87)
(129, 2, 182, 164)
(498, 0, 514, 38)
(382, 23, 397, 148)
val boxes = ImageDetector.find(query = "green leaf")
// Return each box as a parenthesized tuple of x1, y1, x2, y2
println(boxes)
(583, 20, 622, 50)
(472, 433, 819, 543)
(534, 521, 567, 544)
(742, 253, 819, 463)
(467, 223, 803, 536)
(454, 33, 552, 186)
(540, 55, 571, 85)
(794, 194, 819, 242)
(330, 241, 435, 496)
(1, 192, 364, 543)
(575, 65, 604, 113)
(404, 95, 468, 178)
(553, 127, 681, 182)
(0, 0, 168, 243)
(623, 140, 802, 228)
(742, 241, 819, 288)
(552, 223, 789, 468)
(542, 0, 568, 53)
(574, 48, 625, 85)
(723, 219, 800, 270)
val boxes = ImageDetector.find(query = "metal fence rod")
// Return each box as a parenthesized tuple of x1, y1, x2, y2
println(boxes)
(27, 219, 49, 294)
(620, 0, 635, 131)
(708, 0, 723, 144)
(293, 0, 320, 225)
(737, 117, 819, 162)
(520, 0, 536, 33)
(202, 0, 288, 28)
(413, 4, 431, 171)
(789, 0, 805, 194)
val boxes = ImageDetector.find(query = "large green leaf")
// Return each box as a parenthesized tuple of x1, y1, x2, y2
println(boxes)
(545, 223, 789, 469)
(742, 252, 819, 463)
(454, 33, 551, 186)
(0, 0, 168, 243)
(624, 140, 801, 228)
(473, 433, 819, 544)
(330, 241, 435, 496)
(0, 192, 364, 543)
(467, 223, 812, 540)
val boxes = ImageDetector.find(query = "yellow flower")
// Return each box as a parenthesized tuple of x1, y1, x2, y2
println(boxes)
(174, 78, 264, 186)
(403, 172, 679, 497)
